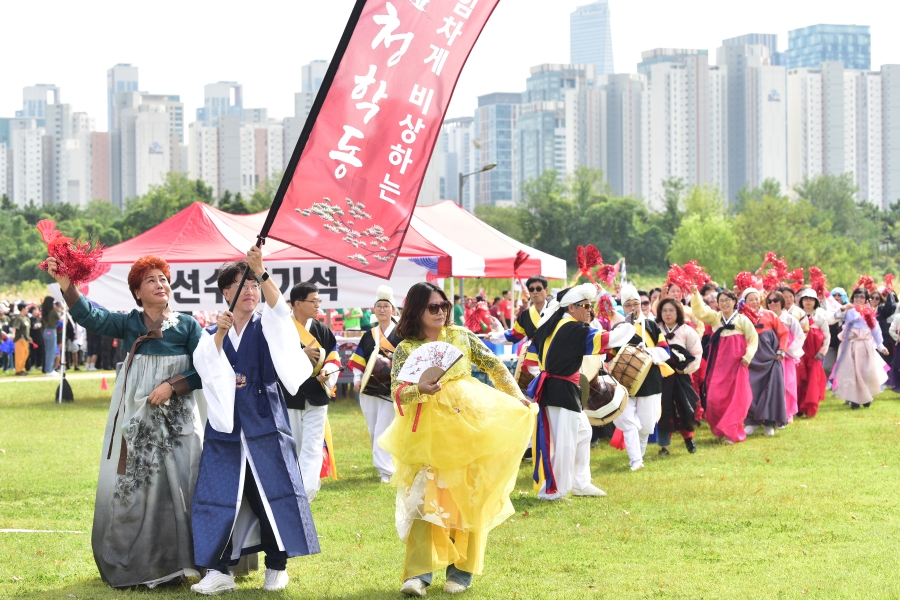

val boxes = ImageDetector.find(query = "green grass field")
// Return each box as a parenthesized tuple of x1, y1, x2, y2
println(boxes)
(1, 379, 899, 599)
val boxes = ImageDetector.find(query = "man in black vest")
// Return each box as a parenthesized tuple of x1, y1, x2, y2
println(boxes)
(281, 282, 341, 502)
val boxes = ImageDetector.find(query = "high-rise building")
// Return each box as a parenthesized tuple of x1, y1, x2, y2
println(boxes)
(428, 116, 474, 207)
(722, 34, 780, 65)
(19, 85, 60, 119)
(302, 60, 329, 94)
(10, 120, 44, 207)
(0, 143, 7, 199)
(43, 103, 72, 205)
(189, 122, 219, 197)
(474, 93, 520, 207)
(782, 25, 871, 71)
(602, 73, 645, 197)
(639, 49, 724, 206)
(116, 93, 172, 200)
(787, 62, 900, 209)
(197, 82, 243, 123)
(515, 65, 594, 201)
(286, 61, 331, 163)
(884, 65, 900, 208)
(91, 132, 110, 202)
(716, 42, 787, 200)
(570, 1, 614, 76)
(565, 86, 605, 176)
(107, 64, 139, 206)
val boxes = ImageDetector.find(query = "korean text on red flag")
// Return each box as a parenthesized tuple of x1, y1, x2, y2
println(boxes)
(268, 0, 500, 279)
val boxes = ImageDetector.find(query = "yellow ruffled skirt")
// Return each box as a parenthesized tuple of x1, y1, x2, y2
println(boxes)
(379, 375, 535, 580)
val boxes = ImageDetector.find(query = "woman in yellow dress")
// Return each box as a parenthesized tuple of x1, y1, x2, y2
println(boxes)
(381, 282, 535, 596)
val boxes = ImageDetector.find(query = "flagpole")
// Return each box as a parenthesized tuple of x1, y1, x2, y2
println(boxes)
(228, 0, 370, 311)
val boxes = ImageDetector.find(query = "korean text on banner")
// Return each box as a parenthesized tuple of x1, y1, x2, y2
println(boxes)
(268, 0, 500, 279)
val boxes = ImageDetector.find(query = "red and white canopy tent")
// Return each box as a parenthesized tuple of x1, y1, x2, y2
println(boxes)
(415, 201, 566, 279)
(81, 202, 565, 311)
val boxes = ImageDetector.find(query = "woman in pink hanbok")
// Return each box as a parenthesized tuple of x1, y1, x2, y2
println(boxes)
(690, 287, 759, 444)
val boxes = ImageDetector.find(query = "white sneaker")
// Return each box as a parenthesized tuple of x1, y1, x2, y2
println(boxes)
(630, 462, 644, 472)
(191, 570, 236, 595)
(45, 371, 60, 377)
(572, 484, 607, 497)
(444, 581, 470, 594)
(723, 438, 735, 445)
(262, 569, 288, 591)
(777, 424, 787, 430)
(400, 577, 427, 597)
(744, 425, 758, 436)
(764, 426, 775, 437)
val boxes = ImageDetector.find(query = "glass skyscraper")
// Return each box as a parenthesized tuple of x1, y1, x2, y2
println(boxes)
(782, 24, 870, 70)
(570, 1, 614, 75)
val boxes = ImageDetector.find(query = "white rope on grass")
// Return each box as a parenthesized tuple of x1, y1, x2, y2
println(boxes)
(0, 529, 85, 534)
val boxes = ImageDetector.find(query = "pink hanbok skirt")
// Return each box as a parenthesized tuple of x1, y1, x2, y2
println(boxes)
(705, 334, 752, 443)
(833, 328, 887, 405)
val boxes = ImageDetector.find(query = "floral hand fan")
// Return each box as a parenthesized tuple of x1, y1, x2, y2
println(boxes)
(397, 342, 464, 383)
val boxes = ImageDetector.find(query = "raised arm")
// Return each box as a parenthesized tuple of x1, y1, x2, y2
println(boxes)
(690, 290, 720, 327)
(47, 256, 128, 339)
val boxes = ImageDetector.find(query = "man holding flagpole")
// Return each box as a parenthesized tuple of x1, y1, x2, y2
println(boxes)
(191, 248, 319, 594)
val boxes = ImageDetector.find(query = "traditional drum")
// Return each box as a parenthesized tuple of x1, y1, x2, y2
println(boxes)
(513, 342, 535, 395)
(608, 344, 653, 397)
(580, 355, 629, 426)
(360, 327, 394, 399)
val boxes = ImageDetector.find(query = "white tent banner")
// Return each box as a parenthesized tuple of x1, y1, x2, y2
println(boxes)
(82, 258, 432, 311)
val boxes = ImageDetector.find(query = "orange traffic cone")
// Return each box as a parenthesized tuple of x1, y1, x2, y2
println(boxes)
(100, 377, 109, 391)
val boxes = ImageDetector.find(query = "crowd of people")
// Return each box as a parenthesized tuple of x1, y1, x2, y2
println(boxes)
(0, 298, 123, 375)
(28, 244, 899, 597)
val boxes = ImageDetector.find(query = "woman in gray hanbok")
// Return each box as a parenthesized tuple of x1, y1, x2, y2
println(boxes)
(47, 255, 204, 589)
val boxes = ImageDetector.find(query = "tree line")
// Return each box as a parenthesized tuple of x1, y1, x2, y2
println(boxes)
(2, 167, 898, 290)
(0, 173, 279, 285)
(475, 168, 899, 289)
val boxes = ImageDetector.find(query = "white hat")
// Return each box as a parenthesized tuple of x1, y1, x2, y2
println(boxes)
(741, 287, 760, 301)
(559, 283, 598, 307)
(619, 283, 639, 304)
(375, 285, 396, 306)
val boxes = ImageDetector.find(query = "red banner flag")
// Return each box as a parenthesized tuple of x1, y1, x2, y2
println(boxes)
(264, 0, 500, 279)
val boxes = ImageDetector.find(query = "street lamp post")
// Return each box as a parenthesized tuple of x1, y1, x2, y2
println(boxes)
(455, 163, 496, 300)
(457, 163, 497, 209)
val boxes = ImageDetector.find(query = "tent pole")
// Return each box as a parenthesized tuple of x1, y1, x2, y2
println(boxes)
(57, 305, 66, 404)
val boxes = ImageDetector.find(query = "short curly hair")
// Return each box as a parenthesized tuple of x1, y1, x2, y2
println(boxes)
(127, 255, 171, 307)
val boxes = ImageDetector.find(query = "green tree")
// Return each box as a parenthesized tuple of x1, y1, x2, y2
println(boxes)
(474, 204, 524, 242)
(116, 173, 214, 239)
(667, 186, 738, 283)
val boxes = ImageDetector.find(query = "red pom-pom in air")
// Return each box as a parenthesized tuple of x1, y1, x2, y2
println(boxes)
(36, 220, 104, 286)
(734, 272, 757, 294)
(809, 267, 827, 298)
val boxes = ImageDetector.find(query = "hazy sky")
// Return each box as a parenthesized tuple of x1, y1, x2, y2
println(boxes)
(2, 0, 893, 131)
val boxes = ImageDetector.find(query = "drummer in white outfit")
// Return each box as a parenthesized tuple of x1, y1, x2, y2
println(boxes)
(350, 286, 401, 483)
(612, 284, 673, 472)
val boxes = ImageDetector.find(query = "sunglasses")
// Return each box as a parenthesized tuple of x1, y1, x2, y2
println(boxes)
(641, 301, 650, 307)
(426, 301, 452, 315)
(766, 298, 779, 304)
(573, 302, 594, 311)
(528, 286, 544, 292)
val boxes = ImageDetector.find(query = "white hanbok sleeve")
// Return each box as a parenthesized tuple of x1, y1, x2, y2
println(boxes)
(261, 299, 312, 396)
(784, 315, 805, 359)
(193, 330, 236, 433)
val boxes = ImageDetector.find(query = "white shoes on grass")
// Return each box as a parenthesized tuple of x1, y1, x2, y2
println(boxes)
(262, 568, 289, 591)
(401, 578, 427, 597)
(190, 568, 288, 595)
(572, 484, 607, 497)
(191, 570, 236, 595)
